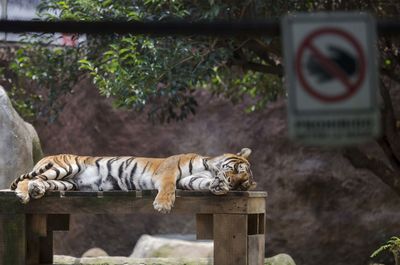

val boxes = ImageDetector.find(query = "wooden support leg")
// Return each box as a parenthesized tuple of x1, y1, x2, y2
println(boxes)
(26, 214, 47, 265)
(213, 214, 248, 265)
(248, 213, 266, 265)
(39, 233, 53, 264)
(40, 214, 70, 264)
(0, 214, 26, 265)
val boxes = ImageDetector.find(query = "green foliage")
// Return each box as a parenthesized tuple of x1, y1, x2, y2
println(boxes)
(7, 85, 40, 121)
(211, 67, 282, 113)
(6, 0, 400, 122)
(9, 0, 289, 122)
(78, 36, 232, 121)
(1, 33, 83, 121)
(371, 237, 400, 265)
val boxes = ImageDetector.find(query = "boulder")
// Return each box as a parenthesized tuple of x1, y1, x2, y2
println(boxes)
(81, 247, 109, 257)
(0, 86, 43, 188)
(130, 234, 213, 258)
(265, 254, 296, 265)
(130, 235, 295, 264)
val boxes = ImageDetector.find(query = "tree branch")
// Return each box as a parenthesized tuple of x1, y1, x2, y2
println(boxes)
(380, 79, 400, 163)
(344, 78, 400, 196)
(240, 61, 283, 76)
(244, 40, 284, 77)
(377, 137, 400, 171)
(245, 40, 275, 63)
(231, 48, 283, 76)
(343, 147, 400, 196)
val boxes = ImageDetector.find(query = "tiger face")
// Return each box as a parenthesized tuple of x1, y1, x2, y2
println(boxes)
(217, 148, 257, 191)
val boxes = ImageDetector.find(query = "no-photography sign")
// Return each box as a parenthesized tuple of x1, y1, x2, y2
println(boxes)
(282, 13, 380, 145)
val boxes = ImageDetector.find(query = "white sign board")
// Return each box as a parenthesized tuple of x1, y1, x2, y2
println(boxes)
(282, 13, 380, 145)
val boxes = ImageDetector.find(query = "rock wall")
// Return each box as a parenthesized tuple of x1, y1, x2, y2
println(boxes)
(0, 86, 42, 188)
(34, 79, 400, 265)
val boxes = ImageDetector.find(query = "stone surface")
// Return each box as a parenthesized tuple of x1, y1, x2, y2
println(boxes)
(34, 79, 400, 265)
(0, 86, 42, 188)
(131, 234, 212, 258)
(265, 254, 296, 265)
(54, 254, 294, 265)
(81, 247, 109, 257)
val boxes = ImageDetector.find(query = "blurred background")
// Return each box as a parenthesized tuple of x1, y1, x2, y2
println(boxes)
(1, 1, 400, 265)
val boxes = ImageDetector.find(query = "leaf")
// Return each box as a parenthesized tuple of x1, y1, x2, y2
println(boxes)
(371, 244, 391, 258)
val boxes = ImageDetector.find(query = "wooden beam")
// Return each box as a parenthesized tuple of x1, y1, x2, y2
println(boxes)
(214, 214, 248, 265)
(26, 214, 47, 265)
(0, 197, 266, 215)
(39, 214, 70, 264)
(248, 235, 265, 265)
(39, 232, 53, 264)
(0, 214, 26, 265)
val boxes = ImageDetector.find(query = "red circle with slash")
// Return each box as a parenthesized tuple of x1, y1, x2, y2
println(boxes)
(295, 28, 366, 103)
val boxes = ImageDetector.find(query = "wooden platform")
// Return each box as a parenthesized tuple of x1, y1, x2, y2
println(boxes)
(0, 190, 267, 265)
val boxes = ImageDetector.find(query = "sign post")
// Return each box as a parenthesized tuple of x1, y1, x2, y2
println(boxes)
(282, 13, 380, 145)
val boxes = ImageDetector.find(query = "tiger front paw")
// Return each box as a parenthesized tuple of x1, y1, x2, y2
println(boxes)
(153, 192, 175, 214)
(210, 172, 229, 195)
(28, 180, 46, 199)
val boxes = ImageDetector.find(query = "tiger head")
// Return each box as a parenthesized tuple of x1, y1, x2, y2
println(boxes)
(212, 147, 257, 191)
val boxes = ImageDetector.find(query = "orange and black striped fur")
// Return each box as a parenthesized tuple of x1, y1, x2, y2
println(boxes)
(10, 148, 255, 213)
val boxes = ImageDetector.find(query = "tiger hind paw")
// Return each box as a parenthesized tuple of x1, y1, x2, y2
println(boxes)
(15, 189, 30, 204)
(28, 180, 46, 199)
(15, 179, 30, 204)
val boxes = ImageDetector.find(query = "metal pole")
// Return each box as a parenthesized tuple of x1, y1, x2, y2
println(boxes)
(0, 19, 396, 37)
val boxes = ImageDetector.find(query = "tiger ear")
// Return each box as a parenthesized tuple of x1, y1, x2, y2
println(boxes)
(237, 148, 252, 158)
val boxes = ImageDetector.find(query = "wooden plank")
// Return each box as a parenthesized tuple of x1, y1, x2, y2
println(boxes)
(0, 189, 268, 198)
(213, 214, 247, 265)
(26, 214, 47, 265)
(39, 232, 53, 264)
(173, 197, 250, 214)
(246, 197, 266, 214)
(0, 214, 26, 265)
(39, 214, 70, 264)
(0, 197, 265, 215)
(0, 191, 267, 215)
(27, 214, 47, 237)
(196, 214, 213, 240)
(176, 190, 267, 198)
(0, 193, 26, 214)
(248, 235, 265, 265)
(0, 190, 16, 196)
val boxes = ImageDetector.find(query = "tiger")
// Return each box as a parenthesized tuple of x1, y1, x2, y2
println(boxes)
(10, 147, 256, 213)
